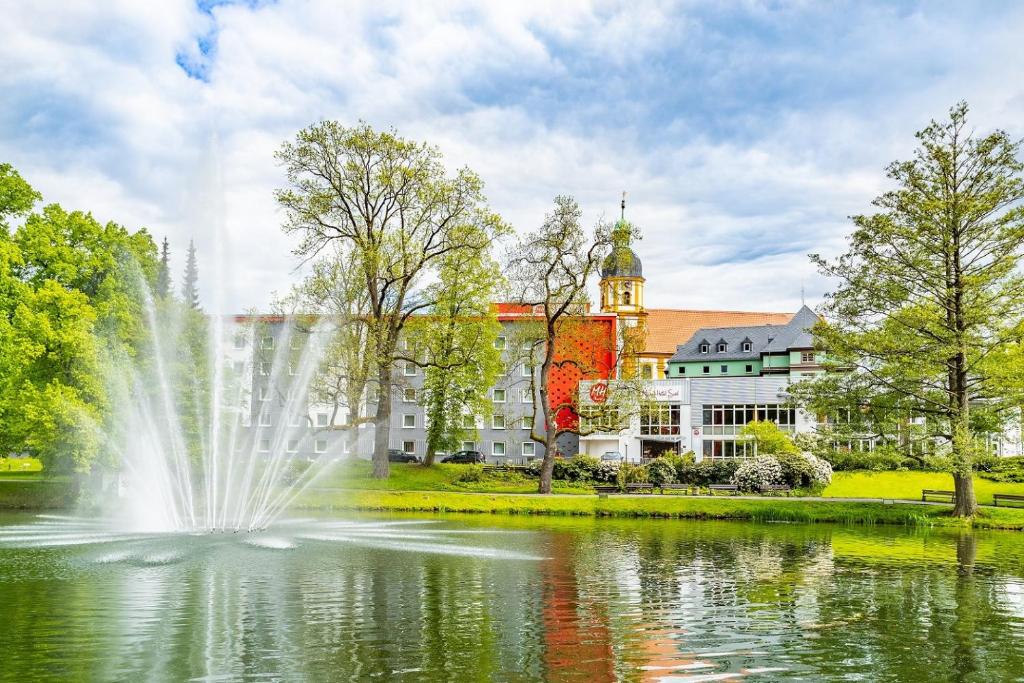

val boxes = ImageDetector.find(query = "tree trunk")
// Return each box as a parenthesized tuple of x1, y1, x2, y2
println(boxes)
(372, 365, 391, 479)
(536, 327, 557, 494)
(952, 471, 978, 517)
(538, 431, 557, 494)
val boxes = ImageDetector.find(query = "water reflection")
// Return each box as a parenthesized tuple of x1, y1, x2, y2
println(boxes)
(2, 514, 1024, 681)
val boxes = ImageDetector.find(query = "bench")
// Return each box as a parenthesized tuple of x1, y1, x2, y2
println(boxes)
(626, 482, 654, 492)
(709, 484, 739, 495)
(659, 483, 694, 494)
(921, 489, 956, 503)
(593, 484, 621, 495)
(993, 494, 1024, 508)
(760, 484, 792, 494)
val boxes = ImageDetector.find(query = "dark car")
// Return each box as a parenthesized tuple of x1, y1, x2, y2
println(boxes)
(387, 449, 420, 463)
(440, 450, 485, 464)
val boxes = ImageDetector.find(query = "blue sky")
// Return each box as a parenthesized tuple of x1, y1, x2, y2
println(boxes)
(2, 1, 1023, 312)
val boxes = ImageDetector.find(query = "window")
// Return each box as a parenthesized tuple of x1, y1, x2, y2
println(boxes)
(801, 351, 816, 363)
(317, 413, 329, 427)
(522, 416, 534, 430)
(717, 342, 727, 353)
(233, 360, 244, 374)
(494, 336, 507, 350)
(521, 388, 533, 403)
(290, 336, 303, 350)
(492, 415, 506, 429)
(402, 414, 416, 428)
(639, 403, 681, 436)
(258, 413, 272, 427)
(497, 362, 507, 376)
(259, 386, 270, 401)
(678, 366, 686, 375)
(742, 341, 752, 352)
(463, 415, 476, 429)
(403, 441, 415, 454)
(261, 336, 274, 350)
(623, 290, 631, 305)
(289, 413, 302, 427)
(404, 363, 417, 376)
(702, 366, 710, 374)
(461, 441, 475, 451)
(700, 343, 709, 354)
(403, 388, 416, 402)
(493, 388, 506, 403)
(522, 442, 536, 457)
(520, 364, 532, 377)
(233, 334, 247, 349)
(720, 365, 728, 373)
(641, 364, 653, 380)
(287, 439, 299, 453)
(315, 439, 327, 453)
(492, 441, 505, 457)
(259, 361, 271, 376)
(745, 364, 753, 373)
(259, 438, 270, 452)
(522, 340, 534, 351)
(701, 403, 796, 437)
(288, 363, 296, 376)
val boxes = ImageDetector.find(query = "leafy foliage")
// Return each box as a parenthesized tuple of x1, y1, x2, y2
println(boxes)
(732, 456, 783, 492)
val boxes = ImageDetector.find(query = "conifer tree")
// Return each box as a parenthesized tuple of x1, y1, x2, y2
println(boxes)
(181, 239, 200, 309)
(156, 237, 171, 298)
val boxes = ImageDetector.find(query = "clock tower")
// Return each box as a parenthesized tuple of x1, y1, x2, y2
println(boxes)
(599, 194, 648, 378)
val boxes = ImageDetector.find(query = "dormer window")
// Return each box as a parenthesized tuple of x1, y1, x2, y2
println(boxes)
(717, 342, 727, 353)
(699, 342, 710, 354)
(742, 341, 752, 353)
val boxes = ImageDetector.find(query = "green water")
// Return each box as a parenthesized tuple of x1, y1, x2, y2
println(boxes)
(1, 513, 1024, 682)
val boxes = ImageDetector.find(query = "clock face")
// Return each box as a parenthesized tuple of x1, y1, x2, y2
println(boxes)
(623, 281, 632, 291)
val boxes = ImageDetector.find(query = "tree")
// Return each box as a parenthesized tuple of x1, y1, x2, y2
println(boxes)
(405, 247, 504, 465)
(276, 122, 507, 478)
(739, 420, 798, 455)
(276, 244, 377, 457)
(157, 237, 172, 298)
(797, 102, 1024, 516)
(505, 196, 620, 493)
(182, 239, 200, 309)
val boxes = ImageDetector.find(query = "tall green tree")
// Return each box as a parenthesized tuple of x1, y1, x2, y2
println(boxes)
(796, 102, 1024, 516)
(406, 248, 504, 465)
(157, 236, 172, 298)
(276, 122, 507, 478)
(181, 239, 200, 309)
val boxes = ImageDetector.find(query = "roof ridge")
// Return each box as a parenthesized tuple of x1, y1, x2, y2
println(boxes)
(647, 308, 793, 315)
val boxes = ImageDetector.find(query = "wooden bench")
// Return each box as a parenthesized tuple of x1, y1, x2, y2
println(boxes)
(658, 483, 694, 494)
(760, 484, 792, 494)
(994, 494, 1024, 508)
(709, 484, 739, 495)
(626, 482, 654, 493)
(593, 484, 620, 495)
(921, 489, 956, 503)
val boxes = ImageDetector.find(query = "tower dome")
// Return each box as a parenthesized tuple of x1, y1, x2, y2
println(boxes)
(601, 218, 642, 278)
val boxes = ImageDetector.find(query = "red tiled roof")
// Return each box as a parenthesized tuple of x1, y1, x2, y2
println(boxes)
(643, 309, 794, 355)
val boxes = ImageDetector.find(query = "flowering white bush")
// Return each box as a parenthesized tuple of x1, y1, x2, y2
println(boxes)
(803, 452, 833, 486)
(732, 456, 783, 492)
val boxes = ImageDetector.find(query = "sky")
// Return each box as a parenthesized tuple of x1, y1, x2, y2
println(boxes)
(2, 0, 1023, 314)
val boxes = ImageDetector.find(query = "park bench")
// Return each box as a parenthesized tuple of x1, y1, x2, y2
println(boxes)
(626, 482, 654, 493)
(993, 494, 1024, 508)
(708, 484, 739, 495)
(593, 484, 621, 495)
(760, 484, 792, 494)
(658, 483, 694, 494)
(921, 489, 956, 503)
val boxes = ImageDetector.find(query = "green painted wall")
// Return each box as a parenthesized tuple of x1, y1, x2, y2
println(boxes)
(669, 359, 761, 377)
(762, 353, 790, 369)
(789, 350, 824, 365)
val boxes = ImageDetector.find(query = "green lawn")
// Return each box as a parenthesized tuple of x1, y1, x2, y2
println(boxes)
(313, 460, 594, 494)
(0, 457, 42, 474)
(823, 471, 1024, 505)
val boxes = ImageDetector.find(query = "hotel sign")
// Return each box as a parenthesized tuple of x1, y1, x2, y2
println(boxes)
(589, 382, 609, 403)
(651, 385, 683, 401)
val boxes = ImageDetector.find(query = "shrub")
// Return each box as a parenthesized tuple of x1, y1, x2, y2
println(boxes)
(804, 452, 833, 486)
(774, 451, 816, 488)
(820, 445, 915, 471)
(732, 456, 783, 492)
(453, 464, 485, 484)
(646, 458, 678, 489)
(680, 459, 740, 486)
(616, 462, 649, 489)
(977, 456, 1024, 482)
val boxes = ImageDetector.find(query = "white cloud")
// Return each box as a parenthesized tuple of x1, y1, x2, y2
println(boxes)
(2, 0, 1023, 315)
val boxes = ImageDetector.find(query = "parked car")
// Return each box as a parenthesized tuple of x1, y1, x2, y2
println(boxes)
(601, 451, 624, 463)
(441, 450, 485, 464)
(387, 449, 420, 463)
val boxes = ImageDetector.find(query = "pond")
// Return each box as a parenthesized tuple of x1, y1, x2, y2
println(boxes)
(1, 512, 1024, 682)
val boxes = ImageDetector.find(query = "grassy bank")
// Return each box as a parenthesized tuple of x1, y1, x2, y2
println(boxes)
(823, 471, 1024, 504)
(315, 460, 594, 494)
(0, 477, 77, 510)
(295, 488, 1024, 530)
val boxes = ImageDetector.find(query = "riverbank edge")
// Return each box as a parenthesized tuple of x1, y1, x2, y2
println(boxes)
(295, 489, 1024, 530)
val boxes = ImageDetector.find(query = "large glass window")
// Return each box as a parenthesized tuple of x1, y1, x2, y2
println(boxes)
(701, 403, 796, 437)
(640, 403, 680, 436)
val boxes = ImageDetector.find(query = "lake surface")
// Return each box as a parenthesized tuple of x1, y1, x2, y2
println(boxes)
(2, 512, 1024, 682)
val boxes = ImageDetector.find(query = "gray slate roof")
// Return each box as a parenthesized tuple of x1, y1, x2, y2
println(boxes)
(669, 305, 819, 363)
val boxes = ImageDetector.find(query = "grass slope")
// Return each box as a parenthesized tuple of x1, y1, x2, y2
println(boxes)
(823, 471, 1024, 505)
